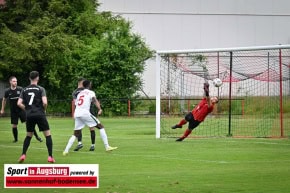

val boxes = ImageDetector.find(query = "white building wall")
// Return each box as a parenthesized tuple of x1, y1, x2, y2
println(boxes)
(98, 0, 290, 96)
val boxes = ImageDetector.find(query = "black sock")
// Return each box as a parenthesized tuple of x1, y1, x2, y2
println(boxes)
(78, 133, 82, 143)
(90, 130, 95, 145)
(33, 129, 39, 138)
(12, 127, 18, 141)
(22, 136, 32, 155)
(46, 135, 53, 157)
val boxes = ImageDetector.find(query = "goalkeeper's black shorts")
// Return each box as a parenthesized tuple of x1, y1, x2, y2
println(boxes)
(185, 112, 201, 130)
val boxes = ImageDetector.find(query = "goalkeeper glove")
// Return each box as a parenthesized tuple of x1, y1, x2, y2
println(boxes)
(204, 83, 209, 96)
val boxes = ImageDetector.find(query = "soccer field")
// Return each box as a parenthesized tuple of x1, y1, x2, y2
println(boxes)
(1, 117, 290, 193)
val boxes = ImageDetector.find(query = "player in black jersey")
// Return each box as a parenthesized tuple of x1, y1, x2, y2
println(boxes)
(17, 71, 55, 163)
(1, 76, 42, 143)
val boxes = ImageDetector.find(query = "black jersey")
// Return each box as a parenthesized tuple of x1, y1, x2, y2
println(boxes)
(20, 84, 47, 117)
(4, 86, 23, 113)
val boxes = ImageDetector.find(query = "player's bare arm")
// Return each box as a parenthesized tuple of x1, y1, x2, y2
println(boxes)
(92, 97, 102, 115)
(17, 98, 25, 111)
(1, 97, 7, 114)
(42, 96, 48, 111)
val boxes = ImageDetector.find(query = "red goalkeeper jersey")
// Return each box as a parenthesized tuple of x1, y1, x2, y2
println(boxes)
(191, 98, 214, 122)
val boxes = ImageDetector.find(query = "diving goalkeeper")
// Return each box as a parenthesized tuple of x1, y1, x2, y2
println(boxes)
(171, 82, 219, 141)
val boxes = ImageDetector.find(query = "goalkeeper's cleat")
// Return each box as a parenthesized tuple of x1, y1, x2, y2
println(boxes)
(18, 154, 26, 163)
(48, 156, 55, 163)
(36, 137, 43, 142)
(106, 146, 118, 152)
(63, 151, 68, 156)
(176, 137, 185, 142)
(73, 144, 83, 151)
(89, 145, 95, 151)
(171, 125, 182, 129)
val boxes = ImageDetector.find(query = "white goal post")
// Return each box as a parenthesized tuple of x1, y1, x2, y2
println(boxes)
(156, 44, 290, 139)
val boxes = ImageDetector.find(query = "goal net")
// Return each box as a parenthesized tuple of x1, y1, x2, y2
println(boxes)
(156, 45, 290, 138)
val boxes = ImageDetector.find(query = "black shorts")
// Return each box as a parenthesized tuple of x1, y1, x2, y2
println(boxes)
(11, 110, 26, 125)
(184, 112, 201, 130)
(26, 115, 50, 132)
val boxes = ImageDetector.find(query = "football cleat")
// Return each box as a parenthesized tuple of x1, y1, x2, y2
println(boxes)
(171, 125, 182, 129)
(36, 137, 43, 142)
(48, 156, 55, 163)
(63, 151, 68, 156)
(89, 146, 95, 151)
(106, 146, 118, 152)
(176, 137, 185, 142)
(73, 144, 83, 151)
(18, 154, 26, 163)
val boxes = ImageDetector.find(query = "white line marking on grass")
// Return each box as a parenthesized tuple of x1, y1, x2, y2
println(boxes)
(253, 141, 290, 145)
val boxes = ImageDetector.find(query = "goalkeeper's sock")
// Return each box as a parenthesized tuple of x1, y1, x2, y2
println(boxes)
(99, 128, 109, 149)
(181, 129, 192, 139)
(178, 119, 187, 126)
(64, 135, 76, 153)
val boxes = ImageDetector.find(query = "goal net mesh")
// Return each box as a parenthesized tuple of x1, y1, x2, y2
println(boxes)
(157, 46, 290, 138)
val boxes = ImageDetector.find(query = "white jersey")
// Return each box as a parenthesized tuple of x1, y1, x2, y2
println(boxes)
(74, 89, 96, 117)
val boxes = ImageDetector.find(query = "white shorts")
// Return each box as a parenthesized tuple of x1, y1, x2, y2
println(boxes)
(74, 114, 100, 130)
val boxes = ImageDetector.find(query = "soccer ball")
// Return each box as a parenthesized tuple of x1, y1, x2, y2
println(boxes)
(213, 78, 223, 87)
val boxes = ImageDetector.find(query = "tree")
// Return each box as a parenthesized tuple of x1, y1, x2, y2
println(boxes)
(0, 0, 153, 114)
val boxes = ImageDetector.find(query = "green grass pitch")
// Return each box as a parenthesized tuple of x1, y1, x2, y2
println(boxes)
(1, 117, 290, 193)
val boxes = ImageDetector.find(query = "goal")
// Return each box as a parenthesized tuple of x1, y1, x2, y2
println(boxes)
(155, 45, 290, 138)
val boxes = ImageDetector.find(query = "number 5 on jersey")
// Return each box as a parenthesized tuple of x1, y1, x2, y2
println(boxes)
(77, 95, 84, 106)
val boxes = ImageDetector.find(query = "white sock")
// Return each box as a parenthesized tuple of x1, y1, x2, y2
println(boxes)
(64, 135, 76, 153)
(78, 141, 82, 145)
(99, 128, 109, 149)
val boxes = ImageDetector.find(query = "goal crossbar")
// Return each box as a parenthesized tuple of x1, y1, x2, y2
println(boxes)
(157, 44, 290, 55)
